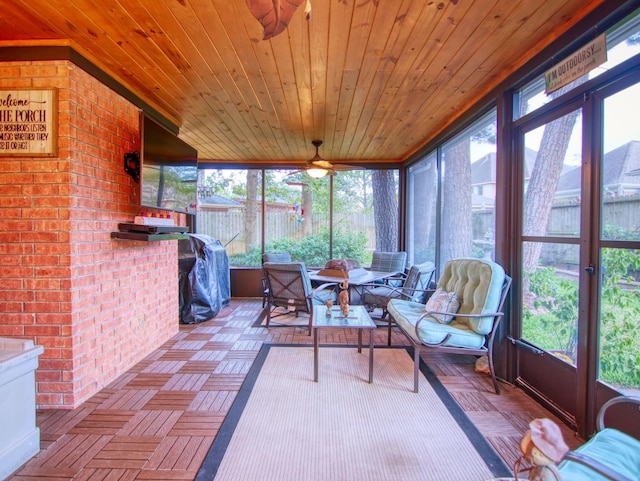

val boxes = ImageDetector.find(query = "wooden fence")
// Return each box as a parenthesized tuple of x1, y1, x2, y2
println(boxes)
(197, 211, 375, 256)
(197, 196, 640, 258)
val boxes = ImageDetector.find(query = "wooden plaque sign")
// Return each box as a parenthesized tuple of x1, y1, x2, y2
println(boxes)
(0, 88, 57, 156)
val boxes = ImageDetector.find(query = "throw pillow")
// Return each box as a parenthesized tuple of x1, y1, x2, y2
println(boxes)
(425, 288, 460, 324)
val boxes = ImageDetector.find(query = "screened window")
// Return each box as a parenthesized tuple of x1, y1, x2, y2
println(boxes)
(197, 168, 398, 268)
(440, 111, 498, 270)
(406, 152, 437, 268)
(514, 11, 640, 120)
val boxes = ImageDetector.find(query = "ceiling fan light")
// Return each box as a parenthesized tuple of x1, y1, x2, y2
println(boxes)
(306, 167, 328, 178)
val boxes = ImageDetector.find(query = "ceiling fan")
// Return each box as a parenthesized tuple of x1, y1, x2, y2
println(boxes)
(290, 140, 362, 178)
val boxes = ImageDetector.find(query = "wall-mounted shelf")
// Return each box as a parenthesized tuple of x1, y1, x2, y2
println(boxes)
(111, 223, 190, 242)
(111, 231, 189, 241)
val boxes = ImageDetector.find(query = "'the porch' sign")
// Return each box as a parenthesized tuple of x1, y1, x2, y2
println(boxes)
(0, 89, 57, 156)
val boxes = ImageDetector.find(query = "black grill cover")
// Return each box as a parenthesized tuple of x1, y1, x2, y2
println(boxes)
(178, 234, 230, 324)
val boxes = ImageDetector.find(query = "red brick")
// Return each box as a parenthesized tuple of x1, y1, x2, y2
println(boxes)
(0, 219, 34, 230)
(36, 371, 62, 382)
(2, 313, 35, 324)
(21, 208, 61, 219)
(0, 302, 24, 313)
(22, 183, 63, 195)
(3, 62, 179, 408)
(23, 278, 62, 290)
(24, 325, 61, 336)
(20, 65, 59, 77)
(36, 393, 64, 407)
(0, 194, 32, 207)
(0, 287, 32, 299)
(0, 325, 26, 336)
(2, 266, 35, 278)
(1, 185, 22, 195)
(0, 243, 33, 255)
(36, 313, 72, 325)
(24, 302, 61, 313)
(21, 231, 59, 243)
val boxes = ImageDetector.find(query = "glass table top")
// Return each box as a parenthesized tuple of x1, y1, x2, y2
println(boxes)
(312, 305, 376, 329)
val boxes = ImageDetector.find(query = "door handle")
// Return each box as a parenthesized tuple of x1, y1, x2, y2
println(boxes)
(584, 265, 596, 276)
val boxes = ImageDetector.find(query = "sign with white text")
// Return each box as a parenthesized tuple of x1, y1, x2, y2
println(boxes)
(0, 89, 57, 156)
(545, 34, 607, 94)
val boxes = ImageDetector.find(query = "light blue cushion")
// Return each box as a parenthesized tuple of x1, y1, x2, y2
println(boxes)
(387, 299, 486, 349)
(558, 428, 640, 481)
(437, 258, 506, 335)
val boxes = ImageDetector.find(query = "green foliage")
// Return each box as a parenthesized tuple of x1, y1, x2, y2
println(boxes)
(598, 243, 640, 387)
(228, 229, 368, 268)
(523, 228, 640, 389)
(522, 267, 578, 357)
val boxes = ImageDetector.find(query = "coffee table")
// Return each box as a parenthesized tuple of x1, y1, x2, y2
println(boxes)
(312, 304, 376, 383)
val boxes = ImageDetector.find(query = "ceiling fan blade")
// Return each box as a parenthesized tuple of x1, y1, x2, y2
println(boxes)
(296, 139, 363, 176)
(310, 159, 333, 169)
(331, 163, 364, 171)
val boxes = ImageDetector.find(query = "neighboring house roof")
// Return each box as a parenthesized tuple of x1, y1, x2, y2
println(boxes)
(471, 147, 538, 185)
(556, 140, 640, 196)
(199, 194, 242, 207)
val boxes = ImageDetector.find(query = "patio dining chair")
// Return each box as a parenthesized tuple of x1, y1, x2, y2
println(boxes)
(360, 261, 436, 345)
(369, 250, 407, 274)
(262, 252, 292, 263)
(261, 252, 292, 307)
(368, 251, 408, 287)
(262, 261, 337, 335)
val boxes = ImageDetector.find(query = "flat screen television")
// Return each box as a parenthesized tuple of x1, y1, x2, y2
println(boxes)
(140, 115, 198, 214)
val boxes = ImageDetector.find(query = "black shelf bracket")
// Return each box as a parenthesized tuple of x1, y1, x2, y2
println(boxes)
(124, 151, 140, 183)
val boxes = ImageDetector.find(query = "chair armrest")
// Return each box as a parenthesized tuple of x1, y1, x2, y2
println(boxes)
(310, 282, 339, 298)
(416, 310, 505, 324)
(360, 284, 433, 303)
(358, 282, 405, 296)
(402, 286, 435, 298)
(374, 286, 435, 300)
(414, 310, 505, 345)
(597, 395, 640, 431)
(383, 273, 407, 282)
(562, 451, 635, 481)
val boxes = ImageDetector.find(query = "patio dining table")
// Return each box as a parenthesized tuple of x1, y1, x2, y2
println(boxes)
(308, 268, 400, 304)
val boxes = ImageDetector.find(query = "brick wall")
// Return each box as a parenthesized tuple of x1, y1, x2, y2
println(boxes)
(0, 60, 181, 408)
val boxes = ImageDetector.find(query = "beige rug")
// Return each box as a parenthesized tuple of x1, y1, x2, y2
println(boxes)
(197, 346, 510, 481)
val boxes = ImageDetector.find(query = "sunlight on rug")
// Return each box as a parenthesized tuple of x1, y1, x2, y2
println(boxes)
(197, 345, 511, 481)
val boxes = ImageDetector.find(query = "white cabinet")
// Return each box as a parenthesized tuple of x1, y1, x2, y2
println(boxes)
(0, 338, 44, 480)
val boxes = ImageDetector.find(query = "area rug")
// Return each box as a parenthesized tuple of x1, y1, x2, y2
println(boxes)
(196, 345, 512, 481)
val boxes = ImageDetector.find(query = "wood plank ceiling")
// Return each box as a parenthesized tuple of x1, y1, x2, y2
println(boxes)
(0, 0, 607, 167)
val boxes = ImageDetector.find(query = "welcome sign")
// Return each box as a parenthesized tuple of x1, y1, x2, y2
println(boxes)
(0, 89, 57, 156)
(545, 34, 607, 94)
